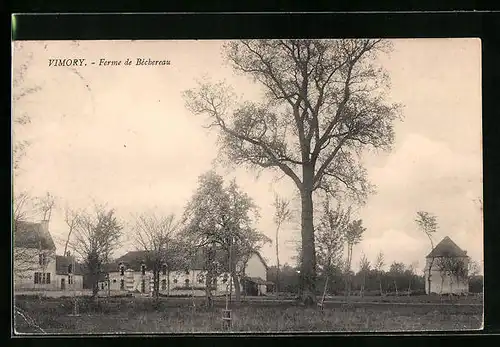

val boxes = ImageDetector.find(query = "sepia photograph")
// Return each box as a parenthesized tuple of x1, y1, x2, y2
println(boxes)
(12, 38, 483, 334)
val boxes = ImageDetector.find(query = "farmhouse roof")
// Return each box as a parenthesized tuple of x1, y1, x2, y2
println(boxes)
(102, 247, 269, 274)
(426, 236, 468, 258)
(14, 220, 56, 251)
(55, 255, 85, 275)
(103, 247, 228, 272)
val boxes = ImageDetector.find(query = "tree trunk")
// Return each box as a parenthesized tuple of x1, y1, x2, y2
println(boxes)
(153, 270, 160, 298)
(231, 269, 241, 303)
(92, 278, 99, 298)
(299, 173, 317, 306)
(275, 226, 280, 297)
(427, 258, 434, 294)
(362, 274, 366, 297)
(167, 270, 170, 297)
(205, 269, 213, 307)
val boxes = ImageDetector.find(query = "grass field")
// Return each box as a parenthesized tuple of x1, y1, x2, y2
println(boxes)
(13, 295, 483, 334)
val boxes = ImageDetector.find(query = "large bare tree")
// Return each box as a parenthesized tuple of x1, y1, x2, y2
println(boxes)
(415, 211, 438, 294)
(272, 194, 292, 296)
(132, 212, 179, 298)
(183, 39, 401, 304)
(70, 204, 123, 297)
(182, 170, 270, 304)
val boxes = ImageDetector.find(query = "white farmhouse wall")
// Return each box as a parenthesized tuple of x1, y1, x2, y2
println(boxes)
(425, 257, 469, 294)
(14, 248, 58, 291)
(54, 274, 84, 290)
(99, 253, 267, 296)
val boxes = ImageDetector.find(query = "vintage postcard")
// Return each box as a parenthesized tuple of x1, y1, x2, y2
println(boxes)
(12, 39, 483, 335)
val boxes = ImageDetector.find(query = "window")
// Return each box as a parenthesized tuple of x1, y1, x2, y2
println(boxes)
(38, 253, 47, 266)
(35, 272, 50, 284)
(162, 264, 167, 275)
(120, 264, 125, 276)
(68, 275, 73, 285)
(101, 283, 105, 290)
(113, 279, 117, 283)
(173, 278, 178, 284)
(161, 279, 167, 290)
(141, 279, 146, 293)
(184, 279, 190, 286)
(141, 264, 146, 276)
(197, 274, 205, 284)
(120, 279, 125, 290)
(68, 263, 73, 274)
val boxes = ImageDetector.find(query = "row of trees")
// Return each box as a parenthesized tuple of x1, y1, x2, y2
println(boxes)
(268, 260, 483, 297)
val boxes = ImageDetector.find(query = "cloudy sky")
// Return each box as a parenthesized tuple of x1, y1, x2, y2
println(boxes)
(12, 39, 483, 274)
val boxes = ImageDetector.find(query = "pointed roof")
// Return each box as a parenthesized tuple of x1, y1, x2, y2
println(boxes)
(14, 221, 56, 251)
(426, 236, 468, 258)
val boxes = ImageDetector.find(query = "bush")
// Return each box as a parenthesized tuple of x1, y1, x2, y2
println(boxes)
(410, 289, 426, 296)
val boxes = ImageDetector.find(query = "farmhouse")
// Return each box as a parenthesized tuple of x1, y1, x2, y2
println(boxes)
(13, 220, 84, 292)
(424, 236, 469, 295)
(99, 248, 272, 296)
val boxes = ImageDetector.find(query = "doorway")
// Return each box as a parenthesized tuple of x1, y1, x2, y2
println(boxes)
(61, 278, 66, 290)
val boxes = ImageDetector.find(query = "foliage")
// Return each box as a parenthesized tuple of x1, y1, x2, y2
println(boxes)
(315, 197, 350, 274)
(132, 212, 180, 298)
(69, 204, 123, 297)
(182, 170, 271, 303)
(415, 211, 438, 244)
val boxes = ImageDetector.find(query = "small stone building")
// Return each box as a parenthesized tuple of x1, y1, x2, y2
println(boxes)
(424, 236, 469, 295)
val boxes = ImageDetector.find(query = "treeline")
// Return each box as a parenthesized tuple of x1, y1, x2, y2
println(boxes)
(267, 264, 483, 296)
